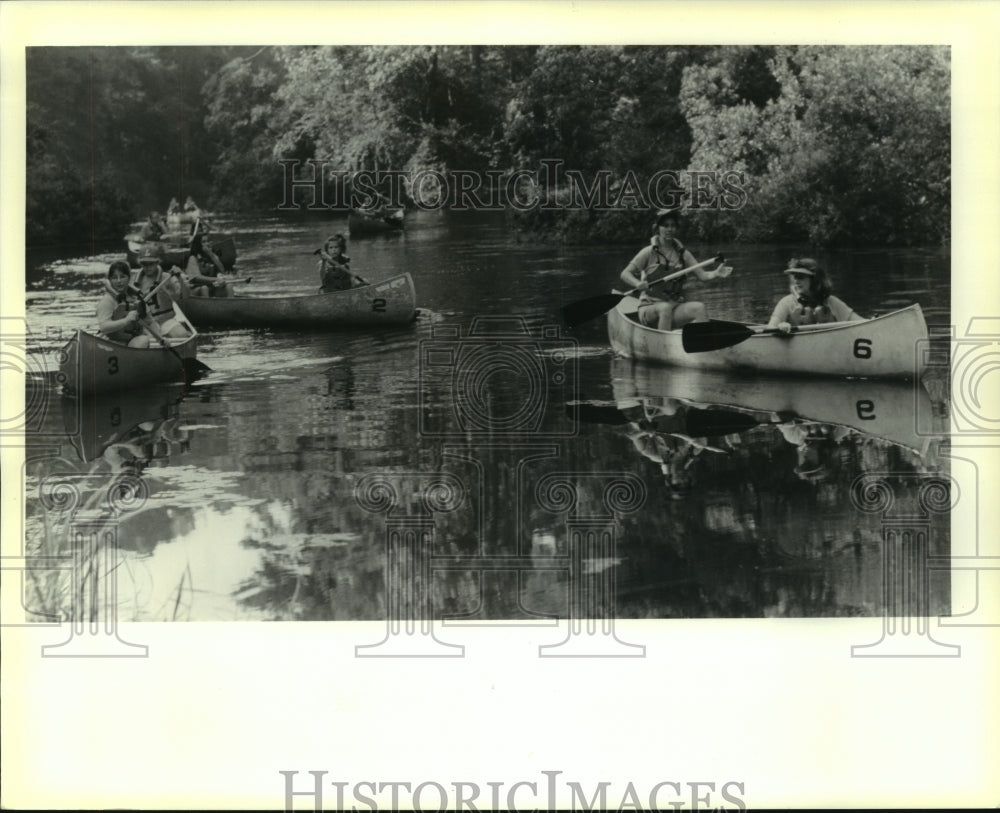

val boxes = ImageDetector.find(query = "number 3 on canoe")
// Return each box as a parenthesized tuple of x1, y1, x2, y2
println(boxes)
(371, 298, 387, 312)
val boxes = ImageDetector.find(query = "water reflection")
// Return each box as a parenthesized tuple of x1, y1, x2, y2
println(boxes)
(22, 212, 953, 623)
(598, 359, 950, 617)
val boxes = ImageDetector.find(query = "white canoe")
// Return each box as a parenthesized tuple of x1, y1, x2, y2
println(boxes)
(607, 298, 929, 379)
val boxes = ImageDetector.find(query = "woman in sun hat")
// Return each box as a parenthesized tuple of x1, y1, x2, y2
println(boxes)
(767, 258, 863, 334)
(134, 243, 190, 338)
(620, 207, 732, 331)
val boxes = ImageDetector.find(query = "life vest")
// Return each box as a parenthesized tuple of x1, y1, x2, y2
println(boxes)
(790, 296, 835, 326)
(646, 237, 688, 302)
(101, 281, 143, 341)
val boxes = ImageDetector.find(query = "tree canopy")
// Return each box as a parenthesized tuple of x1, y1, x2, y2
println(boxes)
(26, 45, 949, 248)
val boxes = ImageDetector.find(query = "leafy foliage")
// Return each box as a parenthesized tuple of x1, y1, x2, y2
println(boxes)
(680, 46, 950, 245)
(25, 45, 950, 248)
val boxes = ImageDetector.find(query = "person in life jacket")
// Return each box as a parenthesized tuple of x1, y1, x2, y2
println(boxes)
(318, 234, 368, 292)
(139, 210, 166, 242)
(767, 258, 863, 334)
(134, 243, 191, 338)
(185, 221, 233, 297)
(96, 260, 168, 348)
(620, 208, 732, 331)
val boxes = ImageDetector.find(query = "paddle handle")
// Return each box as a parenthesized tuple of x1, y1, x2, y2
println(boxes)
(642, 254, 723, 293)
(140, 268, 184, 305)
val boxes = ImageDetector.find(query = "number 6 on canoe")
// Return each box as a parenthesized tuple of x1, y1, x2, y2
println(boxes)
(561, 255, 724, 329)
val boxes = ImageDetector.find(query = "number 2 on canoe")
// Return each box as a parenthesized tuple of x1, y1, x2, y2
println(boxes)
(371, 298, 387, 312)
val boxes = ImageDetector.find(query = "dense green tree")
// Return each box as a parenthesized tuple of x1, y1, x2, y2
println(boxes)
(26, 46, 237, 247)
(680, 45, 950, 245)
(25, 44, 950, 248)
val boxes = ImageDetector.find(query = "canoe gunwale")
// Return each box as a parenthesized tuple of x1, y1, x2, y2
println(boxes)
(608, 300, 928, 380)
(177, 272, 417, 329)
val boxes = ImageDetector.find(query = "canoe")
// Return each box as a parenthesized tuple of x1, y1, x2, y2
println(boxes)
(125, 235, 236, 271)
(178, 272, 417, 329)
(63, 385, 184, 463)
(608, 358, 944, 455)
(607, 298, 928, 379)
(57, 302, 200, 395)
(348, 208, 405, 235)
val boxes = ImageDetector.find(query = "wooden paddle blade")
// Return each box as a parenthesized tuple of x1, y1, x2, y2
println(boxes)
(683, 408, 759, 437)
(681, 320, 756, 353)
(560, 293, 625, 328)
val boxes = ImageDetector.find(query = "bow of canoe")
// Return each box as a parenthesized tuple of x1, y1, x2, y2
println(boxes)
(178, 272, 417, 329)
(58, 302, 200, 395)
(607, 298, 928, 379)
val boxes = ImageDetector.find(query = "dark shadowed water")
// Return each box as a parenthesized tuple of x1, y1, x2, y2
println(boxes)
(21, 210, 951, 621)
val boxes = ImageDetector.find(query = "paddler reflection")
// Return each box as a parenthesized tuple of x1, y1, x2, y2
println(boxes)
(618, 396, 740, 499)
(774, 421, 851, 483)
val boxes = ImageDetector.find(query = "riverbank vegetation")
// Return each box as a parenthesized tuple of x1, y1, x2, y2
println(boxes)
(26, 45, 949, 248)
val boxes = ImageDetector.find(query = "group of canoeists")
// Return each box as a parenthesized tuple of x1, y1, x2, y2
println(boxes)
(620, 207, 862, 334)
(108, 203, 863, 357)
(105, 208, 380, 348)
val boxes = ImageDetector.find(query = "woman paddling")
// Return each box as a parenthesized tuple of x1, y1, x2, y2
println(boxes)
(96, 261, 168, 348)
(767, 258, 863, 333)
(185, 222, 233, 297)
(620, 208, 731, 331)
(133, 244, 190, 339)
(318, 234, 368, 292)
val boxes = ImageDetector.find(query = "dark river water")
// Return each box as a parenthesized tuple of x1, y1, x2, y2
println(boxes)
(22, 210, 951, 622)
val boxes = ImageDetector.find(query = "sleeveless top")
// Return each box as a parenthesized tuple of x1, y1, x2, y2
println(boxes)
(627, 237, 693, 304)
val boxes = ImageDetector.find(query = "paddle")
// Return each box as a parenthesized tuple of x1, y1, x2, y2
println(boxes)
(561, 255, 724, 329)
(138, 271, 211, 376)
(681, 318, 851, 353)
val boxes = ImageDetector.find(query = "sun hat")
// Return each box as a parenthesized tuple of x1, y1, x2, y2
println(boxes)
(655, 207, 682, 226)
(138, 243, 163, 263)
(784, 258, 819, 276)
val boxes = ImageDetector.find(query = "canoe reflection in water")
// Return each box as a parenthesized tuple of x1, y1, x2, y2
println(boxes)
(609, 357, 947, 482)
(24, 385, 198, 626)
(64, 384, 189, 468)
